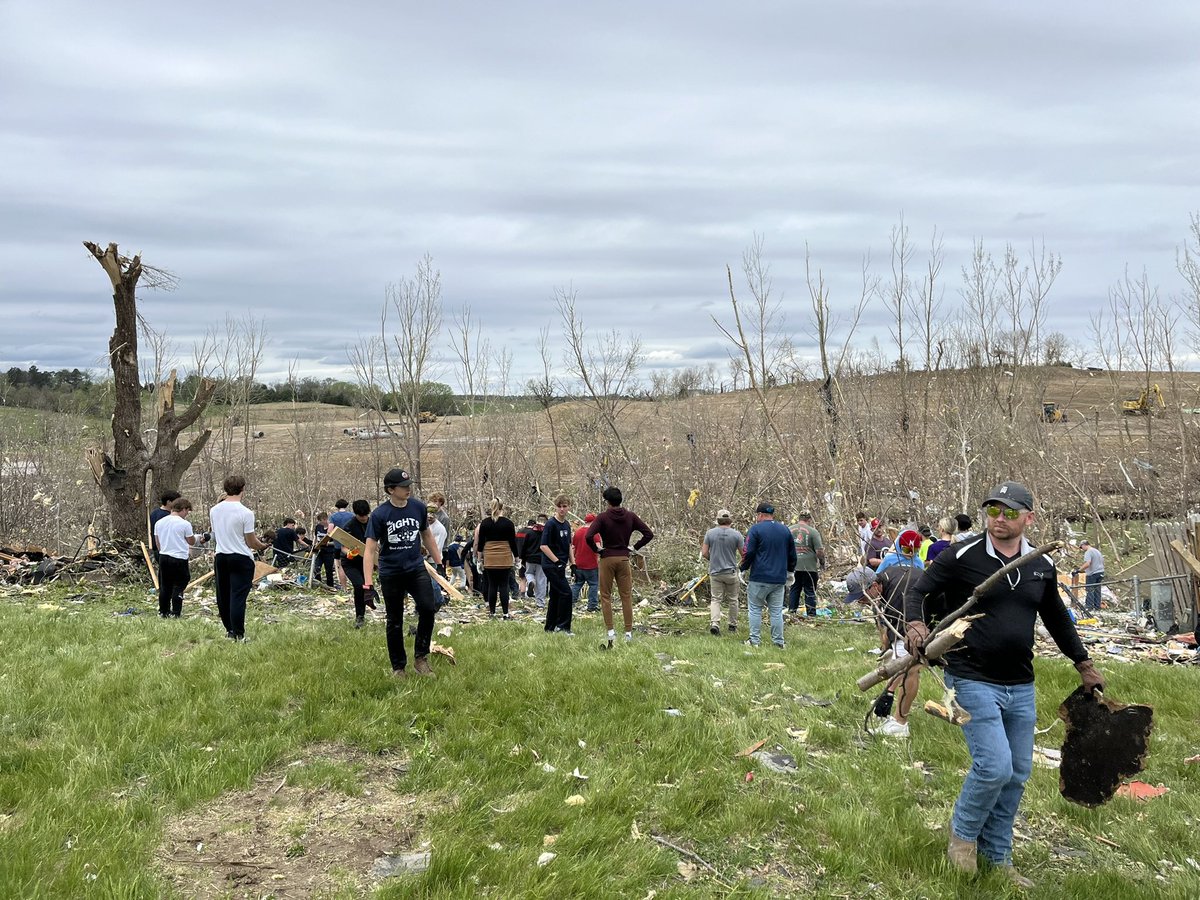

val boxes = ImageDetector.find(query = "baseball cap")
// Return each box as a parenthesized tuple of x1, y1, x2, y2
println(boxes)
(716, 508, 733, 523)
(584, 512, 596, 523)
(756, 502, 775, 515)
(870, 517, 882, 530)
(798, 510, 812, 520)
(383, 467, 412, 488)
(898, 529, 922, 552)
(1080, 539, 1090, 547)
(845, 566, 878, 602)
(982, 481, 1034, 511)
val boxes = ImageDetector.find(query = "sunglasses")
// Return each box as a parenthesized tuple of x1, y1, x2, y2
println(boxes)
(985, 505, 1024, 520)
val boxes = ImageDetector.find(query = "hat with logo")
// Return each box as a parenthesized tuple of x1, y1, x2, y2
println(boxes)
(898, 529, 922, 552)
(383, 467, 413, 488)
(982, 481, 1034, 511)
(845, 565, 879, 602)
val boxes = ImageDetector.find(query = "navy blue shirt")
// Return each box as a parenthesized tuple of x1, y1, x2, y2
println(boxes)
(445, 541, 463, 568)
(740, 520, 798, 584)
(367, 498, 430, 575)
(540, 517, 573, 569)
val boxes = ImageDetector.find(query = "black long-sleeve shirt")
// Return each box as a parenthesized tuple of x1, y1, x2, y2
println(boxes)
(904, 534, 1088, 685)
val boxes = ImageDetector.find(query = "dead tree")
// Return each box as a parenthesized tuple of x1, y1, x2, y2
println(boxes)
(83, 242, 216, 542)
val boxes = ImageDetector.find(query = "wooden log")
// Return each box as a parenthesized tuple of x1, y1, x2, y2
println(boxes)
(857, 615, 980, 691)
(140, 540, 159, 590)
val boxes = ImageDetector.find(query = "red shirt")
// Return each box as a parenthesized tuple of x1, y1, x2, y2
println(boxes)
(572, 525, 598, 569)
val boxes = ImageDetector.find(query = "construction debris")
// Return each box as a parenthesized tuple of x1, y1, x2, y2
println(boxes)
(1058, 686, 1154, 808)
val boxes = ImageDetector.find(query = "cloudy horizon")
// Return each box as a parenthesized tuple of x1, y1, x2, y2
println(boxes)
(3, 1, 1198, 388)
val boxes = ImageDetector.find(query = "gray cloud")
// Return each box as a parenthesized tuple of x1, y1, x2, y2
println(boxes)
(2, 1, 1198, 384)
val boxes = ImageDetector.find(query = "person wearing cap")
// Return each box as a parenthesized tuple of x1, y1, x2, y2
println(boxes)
(739, 502, 797, 649)
(868, 560, 925, 739)
(585, 486, 654, 647)
(1075, 540, 1105, 611)
(363, 467, 444, 678)
(876, 529, 926, 574)
(702, 509, 744, 635)
(788, 511, 825, 618)
(863, 519, 891, 569)
(571, 512, 600, 611)
(903, 480, 1103, 888)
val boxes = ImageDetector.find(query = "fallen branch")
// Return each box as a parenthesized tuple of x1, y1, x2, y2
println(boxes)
(650, 833, 720, 875)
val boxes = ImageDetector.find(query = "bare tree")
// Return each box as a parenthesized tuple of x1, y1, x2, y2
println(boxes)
(82, 241, 216, 542)
(528, 325, 565, 487)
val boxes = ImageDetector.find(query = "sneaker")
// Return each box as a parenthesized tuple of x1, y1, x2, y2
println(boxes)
(354, 617, 364, 629)
(413, 656, 436, 678)
(743, 639, 759, 648)
(710, 625, 720, 635)
(624, 632, 632, 642)
(880, 717, 909, 739)
(773, 642, 786, 650)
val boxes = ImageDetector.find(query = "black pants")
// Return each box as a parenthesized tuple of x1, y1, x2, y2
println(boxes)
(317, 551, 336, 586)
(788, 570, 819, 615)
(344, 563, 366, 617)
(215, 552, 255, 638)
(484, 567, 511, 615)
(158, 555, 190, 617)
(544, 563, 572, 632)
(379, 568, 438, 671)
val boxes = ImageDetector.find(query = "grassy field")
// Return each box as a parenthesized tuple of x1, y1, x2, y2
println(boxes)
(0, 582, 1198, 899)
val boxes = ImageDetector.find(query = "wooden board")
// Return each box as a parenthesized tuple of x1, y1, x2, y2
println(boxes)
(328, 526, 365, 554)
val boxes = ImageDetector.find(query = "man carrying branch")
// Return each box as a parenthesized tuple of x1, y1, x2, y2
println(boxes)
(903, 481, 1104, 889)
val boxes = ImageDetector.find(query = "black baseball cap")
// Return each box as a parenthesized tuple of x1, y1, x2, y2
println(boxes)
(982, 481, 1034, 511)
(383, 467, 413, 488)
(756, 502, 775, 515)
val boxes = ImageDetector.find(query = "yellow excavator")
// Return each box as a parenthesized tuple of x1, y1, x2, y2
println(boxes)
(1041, 402, 1066, 423)
(1122, 384, 1166, 416)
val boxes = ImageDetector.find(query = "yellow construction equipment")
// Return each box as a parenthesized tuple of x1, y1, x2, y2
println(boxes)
(1041, 402, 1066, 423)
(1122, 384, 1166, 416)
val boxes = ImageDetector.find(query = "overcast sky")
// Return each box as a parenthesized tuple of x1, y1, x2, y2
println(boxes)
(2, 1, 1197, 387)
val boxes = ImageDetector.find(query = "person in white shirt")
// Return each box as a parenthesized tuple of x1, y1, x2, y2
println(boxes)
(209, 475, 271, 640)
(153, 497, 209, 618)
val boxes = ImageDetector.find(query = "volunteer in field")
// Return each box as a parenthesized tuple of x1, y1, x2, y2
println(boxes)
(362, 468, 443, 678)
(903, 481, 1103, 889)
(1075, 539, 1106, 611)
(210, 475, 271, 641)
(570, 512, 600, 611)
(540, 494, 575, 633)
(586, 486, 654, 647)
(330, 499, 353, 589)
(788, 510, 825, 617)
(341, 499, 374, 628)
(701, 508, 743, 635)
(149, 490, 181, 565)
(739, 502, 797, 649)
(475, 499, 519, 618)
(153, 497, 209, 618)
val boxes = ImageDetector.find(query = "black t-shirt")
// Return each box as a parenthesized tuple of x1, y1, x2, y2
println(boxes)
(540, 517, 573, 568)
(340, 517, 368, 572)
(273, 527, 298, 555)
(904, 534, 1087, 685)
(149, 507, 171, 554)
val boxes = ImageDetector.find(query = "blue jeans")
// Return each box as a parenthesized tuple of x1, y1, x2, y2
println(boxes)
(1085, 572, 1104, 610)
(571, 566, 599, 609)
(746, 581, 785, 647)
(946, 673, 1036, 865)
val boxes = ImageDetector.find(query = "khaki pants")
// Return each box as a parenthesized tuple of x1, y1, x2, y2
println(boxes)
(709, 571, 739, 627)
(598, 556, 634, 632)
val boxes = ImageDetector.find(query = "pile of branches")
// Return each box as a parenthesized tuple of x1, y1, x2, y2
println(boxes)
(1, 539, 149, 587)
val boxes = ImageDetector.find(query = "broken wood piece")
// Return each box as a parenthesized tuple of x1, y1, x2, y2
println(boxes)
(923, 699, 972, 726)
(1114, 780, 1168, 801)
(857, 615, 981, 691)
(1058, 686, 1154, 808)
(140, 541, 159, 590)
(252, 561, 279, 582)
(429, 642, 456, 665)
(425, 561, 464, 603)
(328, 525, 365, 554)
(736, 739, 767, 758)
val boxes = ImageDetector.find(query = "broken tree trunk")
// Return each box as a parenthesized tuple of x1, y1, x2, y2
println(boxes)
(856, 540, 1064, 692)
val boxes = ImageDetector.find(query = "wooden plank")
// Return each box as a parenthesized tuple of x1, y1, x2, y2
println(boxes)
(1168, 540, 1200, 579)
(328, 526, 365, 554)
(425, 560, 464, 603)
(140, 540, 159, 590)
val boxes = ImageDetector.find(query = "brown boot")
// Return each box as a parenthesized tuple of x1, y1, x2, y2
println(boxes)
(998, 866, 1034, 889)
(413, 656, 435, 678)
(947, 833, 977, 874)
(392, 668, 407, 679)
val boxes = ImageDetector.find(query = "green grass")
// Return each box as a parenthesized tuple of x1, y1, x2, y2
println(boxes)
(0, 584, 1197, 898)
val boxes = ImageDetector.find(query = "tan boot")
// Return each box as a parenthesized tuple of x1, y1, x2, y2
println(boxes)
(947, 833, 977, 874)
(392, 668, 407, 679)
(998, 866, 1034, 889)
(413, 656, 436, 678)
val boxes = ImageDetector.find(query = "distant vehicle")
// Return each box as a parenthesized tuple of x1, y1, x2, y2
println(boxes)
(1122, 384, 1166, 416)
(1040, 402, 1066, 423)
(418, 411, 438, 424)
(343, 427, 397, 440)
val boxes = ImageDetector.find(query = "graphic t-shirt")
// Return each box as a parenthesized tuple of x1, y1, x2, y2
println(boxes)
(790, 523, 823, 572)
(367, 498, 430, 575)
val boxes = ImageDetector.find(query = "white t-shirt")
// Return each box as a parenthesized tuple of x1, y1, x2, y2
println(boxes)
(210, 500, 256, 557)
(155, 514, 196, 560)
(428, 519, 447, 554)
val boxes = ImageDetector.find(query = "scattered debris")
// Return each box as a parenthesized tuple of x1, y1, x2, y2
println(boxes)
(1115, 781, 1169, 801)
(536, 851, 556, 867)
(750, 749, 799, 775)
(736, 740, 767, 758)
(564, 795, 586, 806)
(663, 708, 683, 717)
(1033, 746, 1062, 769)
(370, 851, 430, 879)
(571, 768, 588, 781)
(1059, 687, 1154, 807)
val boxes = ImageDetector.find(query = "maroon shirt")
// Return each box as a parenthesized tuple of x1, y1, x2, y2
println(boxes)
(585, 507, 654, 558)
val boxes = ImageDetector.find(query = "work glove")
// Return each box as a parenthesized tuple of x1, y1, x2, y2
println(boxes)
(1075, 659, 1105, 695)
(363, 586, 379, 610)
(570, 564, 579, 579)
(904, 620, 930, 656)
(786, 572, 796, 587)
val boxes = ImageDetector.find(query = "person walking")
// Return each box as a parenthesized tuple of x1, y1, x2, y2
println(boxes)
(903, 480, 1103, 888)
(210, 475, 271, 641)
(362, 468, 443, 678)
(475, 499, 519, 618)
(313, 512, 338, 587)
(340, 500, 374, 628)
(702, 509, 743, 635)
(541, 494, 575, 633)
(740, 502, 797, 649)
(153, 497, 209, 618)
(570, 512, 600, 611)
(788, 510, 825, 617)
(586, 486, 654, 648)
(330, 498, 353, 590)
(521, 516, 548, 606)
(1076, 539, 1106, 611)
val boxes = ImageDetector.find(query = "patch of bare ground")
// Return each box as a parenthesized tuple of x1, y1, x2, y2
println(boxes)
(156, 742, 439, 899)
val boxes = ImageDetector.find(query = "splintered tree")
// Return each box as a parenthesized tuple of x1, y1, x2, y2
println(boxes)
(82, 242, 216, 542)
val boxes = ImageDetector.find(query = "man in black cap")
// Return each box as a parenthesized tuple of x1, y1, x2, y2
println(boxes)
(903, 480, 1103, 888)
(739, 502, 797, 649)
(362, 468, 444, 678)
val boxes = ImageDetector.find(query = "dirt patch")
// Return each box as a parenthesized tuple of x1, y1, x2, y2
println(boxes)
(157, 742, 435, 898)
